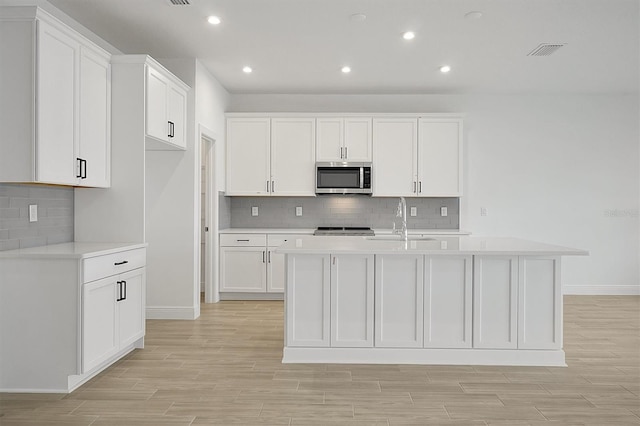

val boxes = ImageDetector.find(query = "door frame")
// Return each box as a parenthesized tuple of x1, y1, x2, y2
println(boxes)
(198, 124, 220, 304)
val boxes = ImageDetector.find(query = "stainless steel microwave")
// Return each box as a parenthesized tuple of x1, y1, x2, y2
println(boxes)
(316, 162, 372, 194)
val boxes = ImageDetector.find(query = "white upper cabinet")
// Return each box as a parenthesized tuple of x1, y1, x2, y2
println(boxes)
(145, 65, 188, 150)
(226, 117, 316, 196)
(372, 118, 418, 197)
(373, 116, 462, 197)
(78, 46, 111, 187)
(271, 118, 316, 196)
(417, 118, 463, 196)
(0, 8, 111, 187)
(226, 118, 271, 195)
(316, 117, 372, 162)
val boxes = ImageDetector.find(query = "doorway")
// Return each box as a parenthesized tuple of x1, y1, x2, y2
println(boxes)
(199, 126, 219, 305)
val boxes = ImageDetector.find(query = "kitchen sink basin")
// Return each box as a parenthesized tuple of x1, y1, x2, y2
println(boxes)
(366, 236, 436, 241)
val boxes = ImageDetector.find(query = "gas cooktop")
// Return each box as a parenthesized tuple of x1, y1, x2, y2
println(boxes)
(313, 226, 375, 236)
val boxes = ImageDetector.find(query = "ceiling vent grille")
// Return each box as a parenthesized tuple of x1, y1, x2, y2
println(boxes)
(167, 0, 191, 5)
(527, 43, 566, 56)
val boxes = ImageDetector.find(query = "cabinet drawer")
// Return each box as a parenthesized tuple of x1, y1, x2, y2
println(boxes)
(267, 234, 297, 247)
(220, 234, 266, 247)
(83, 248, 146, 283)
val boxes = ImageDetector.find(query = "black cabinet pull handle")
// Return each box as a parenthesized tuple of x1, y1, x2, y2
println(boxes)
(76, 158, 82, 178)
(168, 121, 175, 138)
(236, 239, 250, 242)
(81, 159, 87, 179)
(123, 280, 127, 300)
(268, 251, 271, 263)
(114, 260, 129, 266)
(116, 281, 123, 301)
(262, 251, 265, 263)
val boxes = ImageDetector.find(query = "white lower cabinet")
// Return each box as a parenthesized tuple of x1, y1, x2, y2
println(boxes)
(423, 256, 472, 348)
(331, 254, 374, 348)
(82, 252, 146, 373)
(375, 255, 424, 348)
(473, 256, 518, 349)
(518, 257, 562, 349)
(0, 243, 145, 393)
(219, 233, 302, 295)
(286, 254, 331, 347)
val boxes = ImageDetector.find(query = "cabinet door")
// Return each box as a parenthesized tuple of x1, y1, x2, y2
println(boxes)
(82, 277, 118, 373)
(375, 255, 424, 347)
(286, 254, 330, 347)
(36, 19, 79, 185)
(417, 119, 462, 196)
(316, 118, 343, 162)
(518, 257, 561, 350)
(331, 254, 374, 348)
(270, 118, 316, 196)
(473, 256, 518, 349)
(117, 268, 145, 348)
(372, 118, 418, 196)
(226, 118, 270, 195)
(78, 47, 110, 187)
(220, 246, 267, 292)
(267, 249, 285, 292)
(424, 256, 472, 348)
(146, 66, 169, 142)
(344, 118, 372, 162)
(167, 83, 187, 149)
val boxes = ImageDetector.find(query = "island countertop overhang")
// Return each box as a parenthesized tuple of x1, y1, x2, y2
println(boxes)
(276, 235, 588, 257)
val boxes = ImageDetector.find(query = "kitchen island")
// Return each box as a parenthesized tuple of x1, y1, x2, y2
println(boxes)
(277, 236, 587, 367)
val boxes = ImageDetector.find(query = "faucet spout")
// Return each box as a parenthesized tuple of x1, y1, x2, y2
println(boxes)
(395, 196, 408, 241)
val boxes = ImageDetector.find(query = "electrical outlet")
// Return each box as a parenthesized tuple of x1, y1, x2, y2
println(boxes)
(440, 207, 447, 217)
(251, 206, 259, 216)
(295, 206, 303, 217)
(29, 204, 37, 222)
(480, 207, 488, 216)
(410, 207, 417, 217)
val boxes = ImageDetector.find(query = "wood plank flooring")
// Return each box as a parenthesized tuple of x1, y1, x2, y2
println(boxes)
(1, 295, 638, 425)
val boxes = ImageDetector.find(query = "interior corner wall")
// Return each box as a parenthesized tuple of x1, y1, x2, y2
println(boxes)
(228, 93, 640, 293)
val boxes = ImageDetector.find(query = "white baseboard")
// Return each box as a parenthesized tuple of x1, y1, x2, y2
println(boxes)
(219, 292, 284, 301)
(146, 306, 198, 320)
(283, 347, 566, 367)
(563, 285, 640, 295)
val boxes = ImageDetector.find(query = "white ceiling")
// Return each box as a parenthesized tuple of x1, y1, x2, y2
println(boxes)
(45, 0, 639, 95)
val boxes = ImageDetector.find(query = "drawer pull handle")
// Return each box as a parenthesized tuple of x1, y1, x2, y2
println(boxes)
(236, 239, 250, 242)
(114, 261, 129, 266)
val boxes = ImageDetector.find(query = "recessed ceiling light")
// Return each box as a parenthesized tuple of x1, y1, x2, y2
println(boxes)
(349, 13, 367, 22)
(440, 65, 451, 73)
(242, 66, 252, 74)
(207, 15, 221, 25)
(341, 66, 351, 74)
(402, 31, 415, 40)
(464, 11, 483, 20)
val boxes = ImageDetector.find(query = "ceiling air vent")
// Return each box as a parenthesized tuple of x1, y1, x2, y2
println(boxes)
(167, 0, 191, 5)
(527, 43, 566, 56)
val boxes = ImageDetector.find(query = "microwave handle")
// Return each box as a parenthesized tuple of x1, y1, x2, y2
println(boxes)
(359, 167, 364, 189)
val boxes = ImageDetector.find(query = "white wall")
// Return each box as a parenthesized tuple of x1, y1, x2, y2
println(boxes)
(229, 93, 640, 293)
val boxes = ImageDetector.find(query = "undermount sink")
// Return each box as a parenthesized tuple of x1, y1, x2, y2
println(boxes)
(366, 235, 436, 241)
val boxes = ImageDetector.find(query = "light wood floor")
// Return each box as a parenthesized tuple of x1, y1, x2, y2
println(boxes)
(1, 296, 639, 425)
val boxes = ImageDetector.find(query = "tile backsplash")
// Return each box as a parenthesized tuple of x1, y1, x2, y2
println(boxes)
(228, 196, 458, 229)
(0, 184, 74, 251)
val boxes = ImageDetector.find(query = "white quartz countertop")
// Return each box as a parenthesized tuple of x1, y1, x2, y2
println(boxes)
(276, 236, 588, 256)
(0, 242, 147, 259)
(219, 228, 470, 235)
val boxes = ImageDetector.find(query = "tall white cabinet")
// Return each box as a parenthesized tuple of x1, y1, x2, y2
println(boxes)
(226, 117, 316, 196)
(0, 7, 111, 187)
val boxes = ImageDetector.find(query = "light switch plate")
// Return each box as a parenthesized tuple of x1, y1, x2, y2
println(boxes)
(480, 207, 488, 216)
(251, 206, 259, 216)
(410, 207, 417, 217)
(29, 204, 37, 222)
(295, 206, 303, 217)
(440, 207, 447, 217)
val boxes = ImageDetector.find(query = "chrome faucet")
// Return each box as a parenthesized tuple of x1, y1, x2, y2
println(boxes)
(393, 196, 408, 241)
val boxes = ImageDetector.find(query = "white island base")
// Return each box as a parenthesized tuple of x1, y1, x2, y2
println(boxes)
(278, 237, 588, 367)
